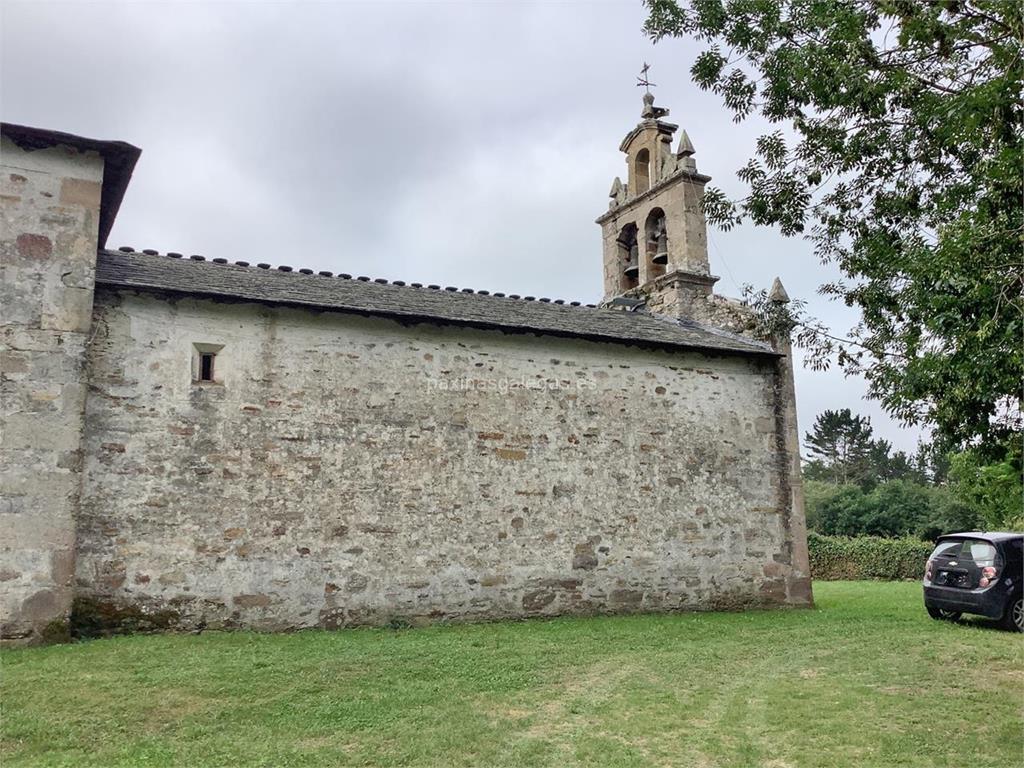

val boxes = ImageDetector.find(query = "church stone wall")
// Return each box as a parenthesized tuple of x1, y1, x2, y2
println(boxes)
(0, 138, 104, 642)
(76, 288, 810, 632)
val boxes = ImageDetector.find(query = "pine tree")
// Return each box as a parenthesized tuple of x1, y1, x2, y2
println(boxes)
(804, 409, 875, 485)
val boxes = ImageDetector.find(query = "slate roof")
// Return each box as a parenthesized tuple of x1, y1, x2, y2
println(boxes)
(95, 249, 776, 358)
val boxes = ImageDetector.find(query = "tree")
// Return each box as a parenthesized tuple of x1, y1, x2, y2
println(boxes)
(644, 0, 1023, 451)
(805, 477, 982, 539)
(805, 408, 875, 485)
(913, 440, 950, 485)
(948, 438, 1024, 530)
(870, 442, 928, 484)
(918, 488, 985, 541)
(857, 480, 945, 537)
(807, 481, 868, 535)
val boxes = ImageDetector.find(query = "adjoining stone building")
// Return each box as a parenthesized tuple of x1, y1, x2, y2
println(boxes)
(0, 94, 812, 644)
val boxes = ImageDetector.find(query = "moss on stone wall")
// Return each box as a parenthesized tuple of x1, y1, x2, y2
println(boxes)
(70, 597, 180, 639)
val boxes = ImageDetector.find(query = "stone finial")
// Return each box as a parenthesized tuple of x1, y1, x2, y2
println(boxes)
(768, 277, 790, 304)
(641, 91, 669, 120)
(642, 91, 655, 118)
(676, 130, 695, 157)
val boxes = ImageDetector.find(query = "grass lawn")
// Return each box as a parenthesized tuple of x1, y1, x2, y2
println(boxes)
(2, 581, 1021, 767)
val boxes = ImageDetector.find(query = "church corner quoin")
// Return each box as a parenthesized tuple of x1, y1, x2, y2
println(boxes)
(0, 96, 811, 644)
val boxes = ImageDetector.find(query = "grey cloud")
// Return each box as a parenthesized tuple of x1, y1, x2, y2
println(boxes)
(1, 0, 923, 452)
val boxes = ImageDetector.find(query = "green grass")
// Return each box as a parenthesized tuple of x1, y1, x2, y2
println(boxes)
(2, 581, 1021, 767)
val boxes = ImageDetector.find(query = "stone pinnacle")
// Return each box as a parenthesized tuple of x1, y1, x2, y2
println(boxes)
(676, 130, 695, 157)
(768, 277, 790, 304)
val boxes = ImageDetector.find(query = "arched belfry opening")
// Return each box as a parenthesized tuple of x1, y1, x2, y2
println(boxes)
(634, 149, 651, 195)
(617, 223, 639, 292)
(645, 208, 668, 279)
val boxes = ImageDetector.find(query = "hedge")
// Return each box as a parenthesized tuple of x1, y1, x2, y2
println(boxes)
(807, 532, 933, 581)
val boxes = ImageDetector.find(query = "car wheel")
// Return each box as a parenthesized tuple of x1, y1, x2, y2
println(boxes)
(1000, 597, 1023, 633)
(926, 605, 961, 621)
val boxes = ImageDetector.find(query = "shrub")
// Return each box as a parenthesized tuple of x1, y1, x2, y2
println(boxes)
(807, 532, 933, 581)
(804, 478, 982, 541)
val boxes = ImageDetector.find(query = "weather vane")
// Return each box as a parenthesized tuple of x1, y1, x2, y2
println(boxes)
(636, 62, 656, 94)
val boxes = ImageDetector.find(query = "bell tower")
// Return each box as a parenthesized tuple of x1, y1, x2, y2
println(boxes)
(596, 76, 718, 319)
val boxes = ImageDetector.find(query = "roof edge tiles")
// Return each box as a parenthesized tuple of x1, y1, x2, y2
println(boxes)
(95, 249, 776, 358)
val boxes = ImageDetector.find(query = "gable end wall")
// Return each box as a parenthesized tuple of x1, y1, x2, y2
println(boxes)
(0, 138, 104, 643)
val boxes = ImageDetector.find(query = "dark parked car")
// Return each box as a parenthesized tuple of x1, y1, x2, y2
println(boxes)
(923, 532, 1023, 632)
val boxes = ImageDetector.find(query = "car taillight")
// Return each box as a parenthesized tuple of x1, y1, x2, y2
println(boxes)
(979, 566, 998, 588)
(925, 560, 934, 582)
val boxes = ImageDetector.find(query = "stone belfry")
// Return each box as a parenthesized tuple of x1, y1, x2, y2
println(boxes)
(596, 78, 718, 321)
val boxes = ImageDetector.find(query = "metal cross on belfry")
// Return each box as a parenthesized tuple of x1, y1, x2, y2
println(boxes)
(636, 62, 656, 93)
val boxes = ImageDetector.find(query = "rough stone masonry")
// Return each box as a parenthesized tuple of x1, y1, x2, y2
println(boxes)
(0, 94, 811, 644)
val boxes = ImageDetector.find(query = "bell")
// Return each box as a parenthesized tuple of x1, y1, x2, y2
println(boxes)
(651, 229, 668, 264)
(623, 242, 640, 278)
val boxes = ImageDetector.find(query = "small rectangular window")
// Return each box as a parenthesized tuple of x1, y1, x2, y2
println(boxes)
(199, 352, 215, 382)
(192, 343, 224, 384)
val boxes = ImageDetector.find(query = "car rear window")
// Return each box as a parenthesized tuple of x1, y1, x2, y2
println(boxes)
(930, 539, 999, 566)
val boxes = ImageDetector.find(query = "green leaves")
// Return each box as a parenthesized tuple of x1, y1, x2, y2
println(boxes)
(756, 131, 788, 169)
(645, 0, 1024, 449)
(691, 47, 728, 86)
(948, 438, 1024, 530)
(805, 478, 979, 540)
(701, 186, 742, 229)
(721, 67, 758, 118)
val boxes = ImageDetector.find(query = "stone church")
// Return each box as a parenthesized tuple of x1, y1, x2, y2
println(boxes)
(1, 93, 812, 644)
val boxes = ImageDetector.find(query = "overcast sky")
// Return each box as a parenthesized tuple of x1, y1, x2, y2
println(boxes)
(2, 0, 925, 453)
